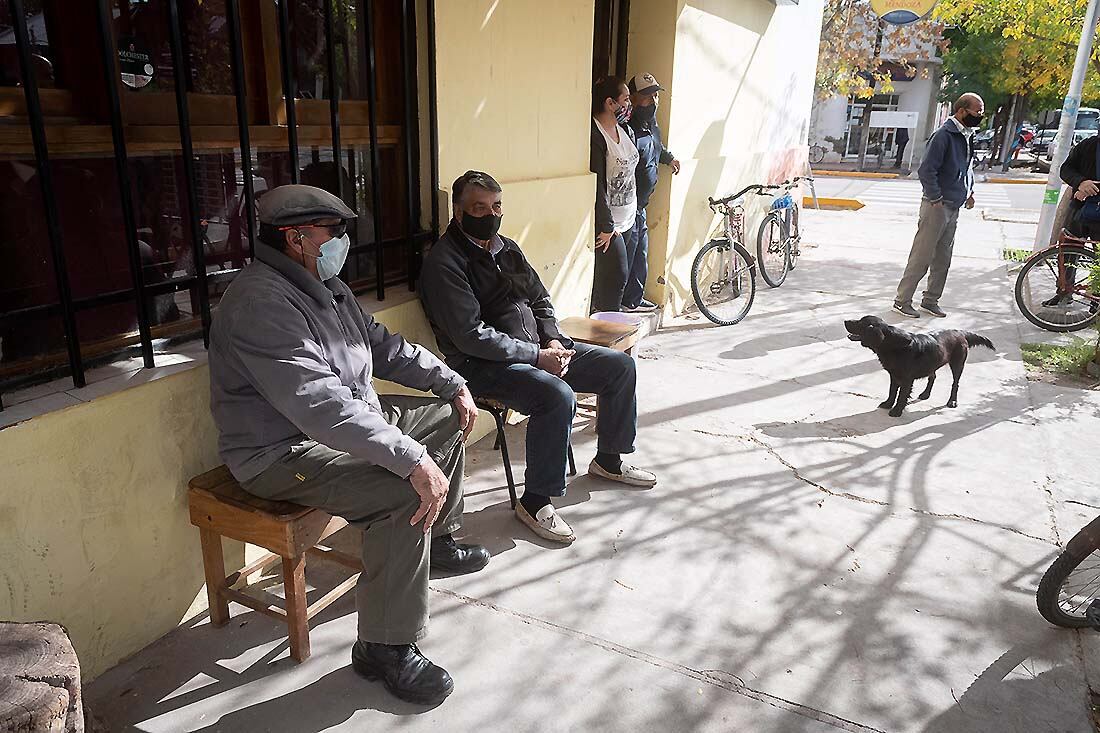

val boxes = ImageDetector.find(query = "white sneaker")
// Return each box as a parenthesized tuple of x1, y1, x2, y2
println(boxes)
(588, 460, 658, 488)
(516, 502, 575, 544)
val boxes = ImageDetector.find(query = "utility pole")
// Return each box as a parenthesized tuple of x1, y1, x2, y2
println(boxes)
(1034, 0, 1100, 250)
(998, 94, 1019, 173)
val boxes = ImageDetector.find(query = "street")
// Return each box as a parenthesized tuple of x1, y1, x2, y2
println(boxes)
(87, 175, 1100, 732)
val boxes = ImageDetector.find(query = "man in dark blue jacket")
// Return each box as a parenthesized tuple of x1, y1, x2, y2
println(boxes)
(623, 72, 680, 312)
(894, 93, 983, 318)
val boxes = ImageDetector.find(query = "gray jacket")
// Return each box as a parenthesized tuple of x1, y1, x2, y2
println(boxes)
(208, 243, 466, 483)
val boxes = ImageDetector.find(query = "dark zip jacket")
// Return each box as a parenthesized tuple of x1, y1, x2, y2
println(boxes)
(419, 221, 574, 369)
(1060, 134, 1099, 213)
(918, 119, 975, 208)
(628, 114, 674, 209)
(590, 119, 637, 235)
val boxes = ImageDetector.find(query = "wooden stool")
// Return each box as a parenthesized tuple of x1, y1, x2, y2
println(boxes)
(188, 466, 364, 663)
(559, 316, 643, 354)
(474, 396, 575, 509)
(558, 316, 643, 422)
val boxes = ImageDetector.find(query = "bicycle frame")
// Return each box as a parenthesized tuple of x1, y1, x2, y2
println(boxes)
(1035, 233, 1100, 304)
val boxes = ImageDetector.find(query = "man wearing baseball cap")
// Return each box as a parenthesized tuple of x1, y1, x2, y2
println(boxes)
(208, 184, 486, 706)
(624, 72, 680, 313)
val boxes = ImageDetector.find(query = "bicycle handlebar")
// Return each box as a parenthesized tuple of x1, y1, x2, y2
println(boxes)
(708, 184, 780, 207)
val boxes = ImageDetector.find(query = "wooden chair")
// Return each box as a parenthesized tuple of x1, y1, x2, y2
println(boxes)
(188, 465, 364, 663)
(474, 396, 575, 509)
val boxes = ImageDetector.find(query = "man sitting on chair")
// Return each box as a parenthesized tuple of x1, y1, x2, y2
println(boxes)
(419, 170, 658, 545)
(208, 184, 487, 707)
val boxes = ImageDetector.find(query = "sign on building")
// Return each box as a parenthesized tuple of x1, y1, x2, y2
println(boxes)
(869, 110, 919, 129)
(870, 0, 938, 25)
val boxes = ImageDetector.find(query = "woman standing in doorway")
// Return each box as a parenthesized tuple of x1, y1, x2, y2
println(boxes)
(590, 76, 639, 313)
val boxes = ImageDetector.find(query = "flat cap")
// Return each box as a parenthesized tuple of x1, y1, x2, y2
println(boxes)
(257, 184, 357, 227)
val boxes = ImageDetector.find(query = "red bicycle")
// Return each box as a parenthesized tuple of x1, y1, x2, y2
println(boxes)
(1014, 230, 1100, 332)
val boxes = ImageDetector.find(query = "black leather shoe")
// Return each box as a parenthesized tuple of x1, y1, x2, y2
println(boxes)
(430, 534, 490, 574)
(351, 641, 454, 706)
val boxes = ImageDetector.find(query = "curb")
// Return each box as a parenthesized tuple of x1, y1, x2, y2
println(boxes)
(812, 170, 900, 179)
(804, 196, 864, 211)
(986, 178, 1047, 185)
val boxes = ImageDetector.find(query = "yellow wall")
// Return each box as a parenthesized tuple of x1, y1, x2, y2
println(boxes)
(434, 0, 597, 318)
(629, 0, 825, 312)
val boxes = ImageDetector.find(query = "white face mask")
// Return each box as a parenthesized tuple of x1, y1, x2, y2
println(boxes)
(304, 233, 351, 281)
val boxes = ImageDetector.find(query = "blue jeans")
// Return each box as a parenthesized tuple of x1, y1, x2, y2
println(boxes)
(622, 208, 649, 309)
(458, 342, 637, 497)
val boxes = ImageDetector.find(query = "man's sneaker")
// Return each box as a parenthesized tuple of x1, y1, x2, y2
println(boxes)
(623, 299, 660, 313)
(588, 460, 658, 488)
(920, 303, 947, 318)
(893, 302, 920, 318)
(1042, 294, 1072, 307)
(516, 502, 575, 544)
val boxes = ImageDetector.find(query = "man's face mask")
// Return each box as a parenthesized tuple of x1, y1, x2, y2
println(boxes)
(633, 102, 656, 124)
(461, 209, 502, 242)
(962, 111, 984, 128)
(293, 223, 350, 280)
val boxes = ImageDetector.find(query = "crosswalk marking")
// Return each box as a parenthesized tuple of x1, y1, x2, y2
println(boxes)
(850, 181, 1017, 209)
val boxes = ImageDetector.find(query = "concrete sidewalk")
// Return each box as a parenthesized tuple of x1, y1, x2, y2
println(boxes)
(87, 203, 1100, 732)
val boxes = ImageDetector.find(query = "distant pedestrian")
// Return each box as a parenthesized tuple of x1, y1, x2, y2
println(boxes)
(623, 72, 680, 313)
(590, 76, 639, 313)
(893, 93, 983, 319)
(894, 127, 910, 168)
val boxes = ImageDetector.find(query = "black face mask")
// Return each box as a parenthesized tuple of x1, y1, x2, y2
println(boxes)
(632, 104, 656, 125)
(962, 112, 983, 128)
(461, 211, 502, 241)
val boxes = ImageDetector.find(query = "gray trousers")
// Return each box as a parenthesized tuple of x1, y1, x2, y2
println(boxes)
(895, 199, 960, 308)
(242, 395, 465, 645)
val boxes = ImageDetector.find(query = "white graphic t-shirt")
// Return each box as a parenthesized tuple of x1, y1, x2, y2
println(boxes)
(594, 118, 640, 235)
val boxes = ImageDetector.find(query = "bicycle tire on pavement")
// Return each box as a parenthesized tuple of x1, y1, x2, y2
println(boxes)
(1036, 537, 1100, 629)
(1014, 244, 1100, 333)
(690, 239, 756, 326)
(756, 212, 789, 288)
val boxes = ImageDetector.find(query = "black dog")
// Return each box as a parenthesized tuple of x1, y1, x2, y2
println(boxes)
(843, 315, 994, 417)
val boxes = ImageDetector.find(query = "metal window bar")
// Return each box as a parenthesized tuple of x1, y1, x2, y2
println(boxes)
(166, 0, 212, 347)
(324, 0, 344, 203)
(4, 0, 86, 411)
(276, 0, 300, 183)
(427, 0, 440, 242)
(400, 0, 417, 291)
(226, 0, 257, 260)
(94, 0, 156, 369)
(362, 0, 386, 300)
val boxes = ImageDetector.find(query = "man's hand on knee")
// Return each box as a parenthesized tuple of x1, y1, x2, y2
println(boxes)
(409, 456, 450, 533)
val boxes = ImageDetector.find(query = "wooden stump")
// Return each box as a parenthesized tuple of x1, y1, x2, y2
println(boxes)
(0, 622, 84, 733)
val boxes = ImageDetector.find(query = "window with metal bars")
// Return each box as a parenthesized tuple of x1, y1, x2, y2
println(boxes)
(0, 0, 439, 411)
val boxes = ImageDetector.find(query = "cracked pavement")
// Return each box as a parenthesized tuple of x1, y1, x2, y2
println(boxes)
(87, 184, 1100, 732)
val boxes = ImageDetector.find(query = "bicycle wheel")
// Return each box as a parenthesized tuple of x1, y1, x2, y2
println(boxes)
(756, 213, 789, 288)
(1037, 517, 1100, 628)
(1015, 244, 1100, 332)
(787, 204, 800, 271)
(690, 239, 756, 326)
(809, 145, 826, 165)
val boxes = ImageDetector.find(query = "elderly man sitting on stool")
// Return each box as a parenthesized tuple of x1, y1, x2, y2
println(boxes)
(208, 184, 487, 707)
(419, 170, 658, 545)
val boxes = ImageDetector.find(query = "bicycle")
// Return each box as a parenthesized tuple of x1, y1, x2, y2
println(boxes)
(1014, 230, 1100, 332)
(1037, 512, 1100, 628)
(809, 144, 827, 165)
(756, 176, 815, 288)
(690, 183, 779, 326)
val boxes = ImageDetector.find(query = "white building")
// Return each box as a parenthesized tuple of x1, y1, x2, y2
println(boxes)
(810, 21, 945, 170)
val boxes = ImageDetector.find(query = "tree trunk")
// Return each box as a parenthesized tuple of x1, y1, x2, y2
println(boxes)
(0, 623, 84, 733)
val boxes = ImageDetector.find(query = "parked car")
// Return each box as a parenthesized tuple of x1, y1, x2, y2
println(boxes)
(1031, 129, 1057, 156)
(973, 129, 995, 150)
(1046, 129, 1099, 161)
